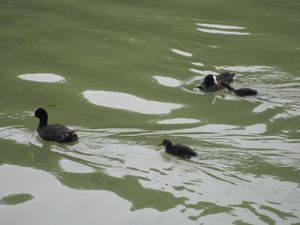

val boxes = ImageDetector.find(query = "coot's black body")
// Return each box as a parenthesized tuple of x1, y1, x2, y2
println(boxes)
(159, 139, 197, 158)
(221, 82, 258, 97)
(198, 72, 235, 92)
(34, 108, 78, 143)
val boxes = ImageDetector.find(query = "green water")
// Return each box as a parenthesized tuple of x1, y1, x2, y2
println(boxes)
(1, 0, 300, 224)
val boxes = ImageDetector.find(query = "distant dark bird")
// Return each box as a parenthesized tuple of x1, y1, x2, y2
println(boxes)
(159, 139, 197, 158)
(221, 82, 258, 97)
(34, 108, 78, 143)
(198, 72, 235, 92)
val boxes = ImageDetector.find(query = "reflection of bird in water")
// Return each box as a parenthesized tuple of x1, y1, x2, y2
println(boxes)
(198, 72, 235, 92)
(34, 108, 78, 143)
(159, 139, 197, 158)
(221, 82, 258, 97)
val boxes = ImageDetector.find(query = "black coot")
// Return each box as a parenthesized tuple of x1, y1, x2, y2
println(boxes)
(198, 72, 235, 92)
(34, 108, 78, 143)
(159, 139, 197, 158)
(221, 82, 258, 97)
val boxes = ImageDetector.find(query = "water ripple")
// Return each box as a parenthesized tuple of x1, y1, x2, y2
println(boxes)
(1, 125, 299, 224)
(215, 65, 273, 73)
(189, 68, 218, 76)
(171, 48, 193, 57)
(196, 23, 246, 30)
(191, 62, 204, 67)
(197, 28, 251, 35)
(196, 22, 250, 36)
(0, 126, 40, 146)
(156, 118, 200, 125)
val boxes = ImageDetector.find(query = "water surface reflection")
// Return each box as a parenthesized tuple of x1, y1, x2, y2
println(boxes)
(156, 118, 200, 125)
(83, 90, 184, 115)
(153, 76, 182, 87)
(0, 123, 299, 224)
(18, 73, 66, 83)
(196, 23, 250, 35)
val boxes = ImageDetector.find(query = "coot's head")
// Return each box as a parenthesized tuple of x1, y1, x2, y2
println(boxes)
(34, 108, 48, 124)
(159, 139, 172, 147)
(203, 74, 218, 86)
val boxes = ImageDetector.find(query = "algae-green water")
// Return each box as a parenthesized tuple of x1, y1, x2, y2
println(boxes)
(1, 0, 300, 224)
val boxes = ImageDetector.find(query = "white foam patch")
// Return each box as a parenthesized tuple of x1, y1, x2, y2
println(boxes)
(196, 23, 246, 30)
(83, 90, 184, 115)
(197, 28, 250, 35)
(18, 73, 66, 83)
(153, 76, 182, 87)
(171, 49, 192, 57)
(191, 62, 204, 67)
(215, 65, 273, 73)
(157, 118, 200, 124)
(189, 68, 218, 76)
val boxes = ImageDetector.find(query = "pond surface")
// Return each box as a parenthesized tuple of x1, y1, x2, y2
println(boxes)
(1, 0, 300, 224)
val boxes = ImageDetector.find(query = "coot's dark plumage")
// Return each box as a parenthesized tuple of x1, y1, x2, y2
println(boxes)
(221, 82, 258, 97)
(159, 139, 197, 158)
(34, 108, 78, 143)
(198, 72, 235, 92)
